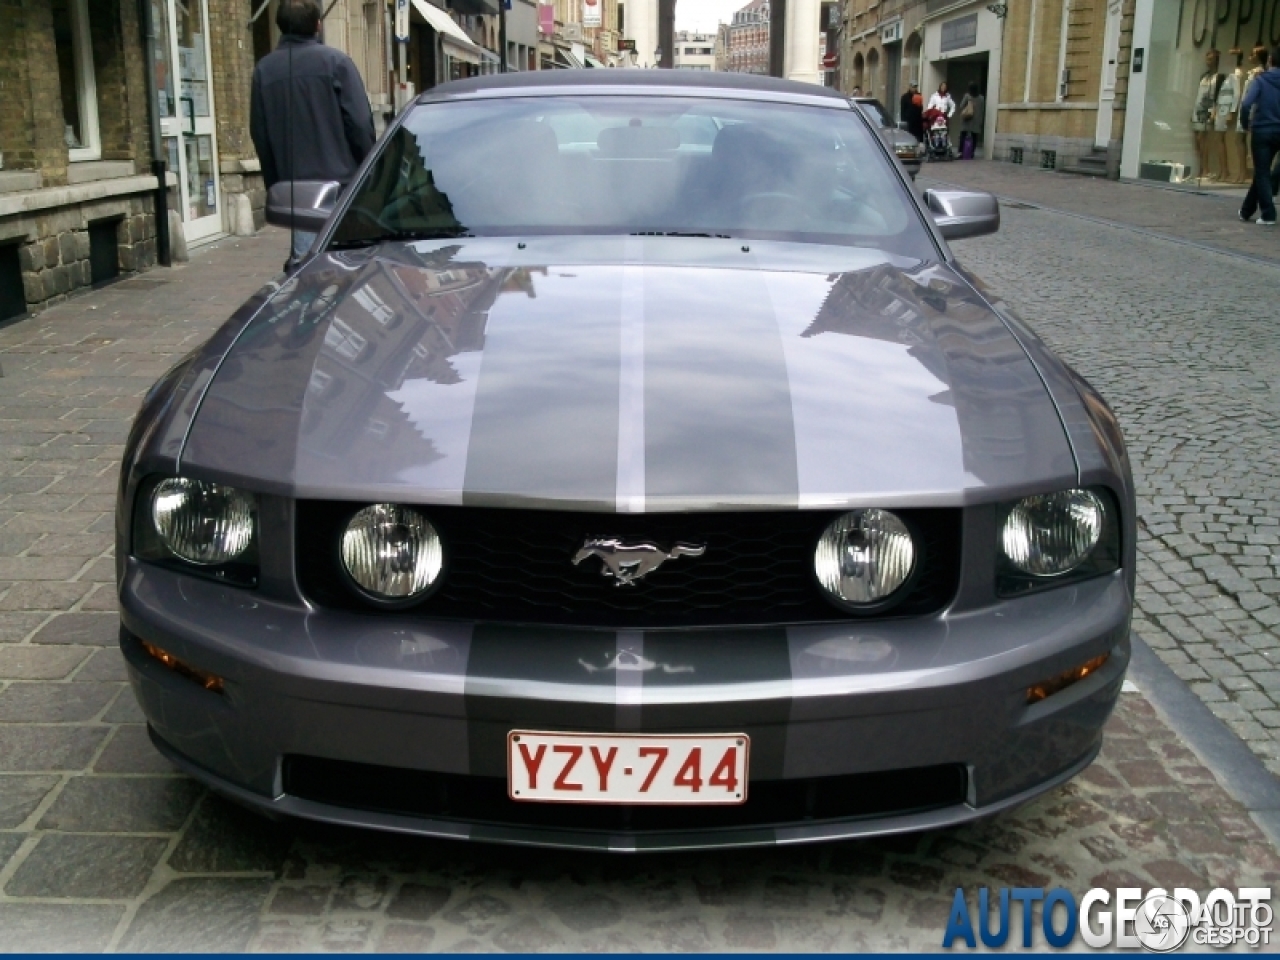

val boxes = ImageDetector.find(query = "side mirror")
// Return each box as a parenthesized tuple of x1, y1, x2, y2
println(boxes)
(924, 188, 1000, 240)
(265, 180, 342, 233)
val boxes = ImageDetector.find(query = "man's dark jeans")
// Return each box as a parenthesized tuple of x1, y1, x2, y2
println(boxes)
(1242, 129, 1280, 223)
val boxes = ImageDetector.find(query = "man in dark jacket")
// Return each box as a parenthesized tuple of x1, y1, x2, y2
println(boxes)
(250, 0, 376, 255)
(1239, 46, 1280, 225)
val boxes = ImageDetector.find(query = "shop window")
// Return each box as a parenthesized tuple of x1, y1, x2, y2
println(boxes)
(88, 218, 122, 286)
(1135, 3, 1277, 184)
(0, 243, 25, 325)
(51, 0, 101, 161)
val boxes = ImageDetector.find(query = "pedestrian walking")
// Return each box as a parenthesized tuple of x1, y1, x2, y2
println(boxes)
(956, 83, 985, 159)
(250, 0, 376, 258)
(1238, 45, 1280, 225)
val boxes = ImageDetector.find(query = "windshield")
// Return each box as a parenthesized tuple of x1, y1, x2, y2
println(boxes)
(330, 95, 931, 258)
(856, 100, 893, 129)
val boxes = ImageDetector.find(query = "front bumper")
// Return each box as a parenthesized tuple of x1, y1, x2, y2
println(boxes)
(121, 559, 1130, 851)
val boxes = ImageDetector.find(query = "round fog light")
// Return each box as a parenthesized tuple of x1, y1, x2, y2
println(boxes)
(152, 478, 254, 565)
(341, 504, 443, 600)
(1001, 489, 1104, 576)
(815, 509, 915, 607)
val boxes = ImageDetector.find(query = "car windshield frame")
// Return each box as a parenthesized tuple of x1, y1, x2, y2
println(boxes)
(327, 93, 935, 260)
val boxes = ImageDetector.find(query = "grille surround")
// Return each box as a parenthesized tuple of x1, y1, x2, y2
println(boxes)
(282, 754, 968, 835)
(296, 503, 962, 627)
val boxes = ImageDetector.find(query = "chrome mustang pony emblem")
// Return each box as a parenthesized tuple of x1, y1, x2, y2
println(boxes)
(571, 538, 706, 586)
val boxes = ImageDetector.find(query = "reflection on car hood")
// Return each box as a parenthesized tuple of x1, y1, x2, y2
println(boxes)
(182, 236, 1074, 510)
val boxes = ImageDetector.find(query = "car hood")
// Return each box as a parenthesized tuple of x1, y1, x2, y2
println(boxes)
(181, 236, 1075, 511)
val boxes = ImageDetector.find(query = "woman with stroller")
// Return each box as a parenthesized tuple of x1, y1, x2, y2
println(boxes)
(927, 82, 956, 119)
(922, 82, 956, 160)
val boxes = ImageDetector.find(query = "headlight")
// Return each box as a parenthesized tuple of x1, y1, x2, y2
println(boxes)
(895, 144, 918, 157)
(1001, 489, 1104, 576)
(151, 478, 255, 565)
(341, 504, 443, 600)
(815, 508, 915, 607)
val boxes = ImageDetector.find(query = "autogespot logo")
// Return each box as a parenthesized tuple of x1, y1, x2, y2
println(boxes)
(942, 886, 1273, 951)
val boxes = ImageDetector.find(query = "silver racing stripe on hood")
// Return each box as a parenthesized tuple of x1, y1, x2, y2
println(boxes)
(461, 264, 623, 512)
(640, 254, 799, 511)
(763, 261, 969, 508)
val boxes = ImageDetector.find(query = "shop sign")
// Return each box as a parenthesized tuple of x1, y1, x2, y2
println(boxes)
(394, 0, 409, 43)
(538, 3, 554, 35)
(618, 38, 636, 51)
(1175, 0, 1280, 49)
(583, 0, 602, 28)
(940, 13, 978, 52)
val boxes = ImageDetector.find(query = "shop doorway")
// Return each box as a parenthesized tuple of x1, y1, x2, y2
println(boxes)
(150, 0, 223, 245)
(1095, 0, 1122, 148)
(943, 51, 988, 100)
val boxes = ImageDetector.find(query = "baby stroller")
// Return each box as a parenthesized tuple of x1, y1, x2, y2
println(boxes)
(922, 108, 953, 161)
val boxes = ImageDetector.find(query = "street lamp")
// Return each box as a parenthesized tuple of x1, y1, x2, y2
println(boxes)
(654, 46, 662, 67)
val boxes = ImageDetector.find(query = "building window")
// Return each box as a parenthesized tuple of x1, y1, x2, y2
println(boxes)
(51, 0, 100, 161)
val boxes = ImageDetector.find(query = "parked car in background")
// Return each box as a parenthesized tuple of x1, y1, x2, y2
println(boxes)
(854, 96, 922, 178)
(118, 70, 1133, 852)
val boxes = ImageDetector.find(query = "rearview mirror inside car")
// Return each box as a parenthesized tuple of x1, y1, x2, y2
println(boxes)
(265, 180, 342, 233)
(924, 189, 1000, 240)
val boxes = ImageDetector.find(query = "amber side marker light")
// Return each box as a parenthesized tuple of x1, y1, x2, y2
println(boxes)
(1026, 654, 1109, 705)
(141, 640, 225, 694)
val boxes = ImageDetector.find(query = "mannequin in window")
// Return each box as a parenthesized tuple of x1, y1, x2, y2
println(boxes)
(1192, 49, 1224, 180)
(1221, 49, 1246, 183)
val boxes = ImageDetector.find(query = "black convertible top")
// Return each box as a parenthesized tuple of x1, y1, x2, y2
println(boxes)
(420, 68, 849, 104)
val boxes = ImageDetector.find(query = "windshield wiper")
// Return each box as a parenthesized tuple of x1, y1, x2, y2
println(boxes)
(329, 227, 475, 249)
(629, 231, 732, 238)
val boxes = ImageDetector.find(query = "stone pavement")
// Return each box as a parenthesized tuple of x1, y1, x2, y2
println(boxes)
(0, 226, 1277, 950)
(923, 159, 1280, 265)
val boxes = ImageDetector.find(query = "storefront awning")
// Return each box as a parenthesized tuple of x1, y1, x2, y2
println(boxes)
(557, 47, 585, 69)
(584, 54, 606, 68)
(410, 0, 486, 65)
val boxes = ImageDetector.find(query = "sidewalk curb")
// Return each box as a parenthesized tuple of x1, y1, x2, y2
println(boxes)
(920, 175, 1280, 269)
(1128, 632, 1280, 848)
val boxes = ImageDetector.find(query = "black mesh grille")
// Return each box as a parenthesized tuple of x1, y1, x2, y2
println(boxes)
(282, 755, 967, 835)
(296, 503, 961, 627)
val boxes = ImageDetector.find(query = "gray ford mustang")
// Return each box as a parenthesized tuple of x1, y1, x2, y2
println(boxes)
(117, 71, 1134, 852)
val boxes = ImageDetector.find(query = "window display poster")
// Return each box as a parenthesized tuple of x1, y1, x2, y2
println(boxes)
(583, 0, 601, 28)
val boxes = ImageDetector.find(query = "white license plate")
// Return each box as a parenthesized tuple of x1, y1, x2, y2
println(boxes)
(508, 731, 750, 805)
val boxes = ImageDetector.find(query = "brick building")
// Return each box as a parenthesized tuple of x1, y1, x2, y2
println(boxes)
(726, 0, 770, 75)
(980, 0, 1135, 175)
(837, 0, 924, 111)
(0, 0, 265, 325)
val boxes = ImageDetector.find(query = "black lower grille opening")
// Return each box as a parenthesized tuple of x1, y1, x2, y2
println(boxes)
(282, 756, 967, 834)
(296, 503, 962, 627)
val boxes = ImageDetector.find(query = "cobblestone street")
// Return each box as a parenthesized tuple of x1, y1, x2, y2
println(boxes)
(1, 201, 1278, 950)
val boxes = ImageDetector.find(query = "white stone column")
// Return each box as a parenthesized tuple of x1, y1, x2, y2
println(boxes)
(784, 0, 821, 85)
(625, 0, 658, 68)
